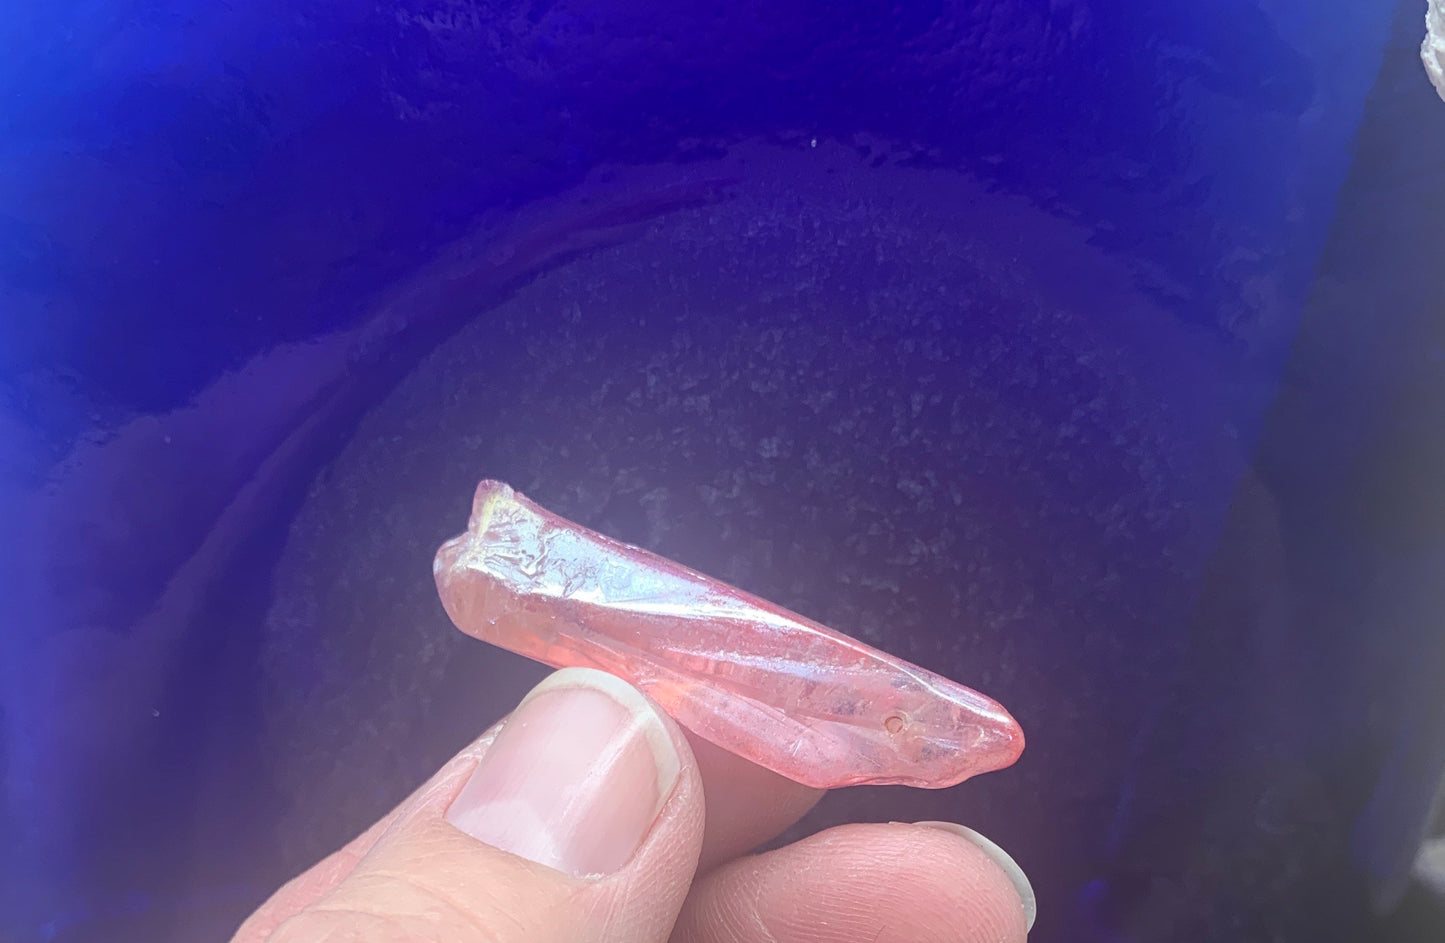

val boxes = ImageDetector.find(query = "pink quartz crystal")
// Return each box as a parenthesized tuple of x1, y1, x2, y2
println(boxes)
(434, 480, 1025, 789)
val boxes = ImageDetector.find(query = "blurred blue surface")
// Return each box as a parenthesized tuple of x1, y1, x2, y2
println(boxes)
(3, 2, 1444, 941)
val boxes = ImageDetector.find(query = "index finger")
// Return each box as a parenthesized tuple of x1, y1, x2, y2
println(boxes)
(685, 731, 824, 872)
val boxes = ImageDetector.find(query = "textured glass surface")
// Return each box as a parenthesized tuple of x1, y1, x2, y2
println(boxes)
(436, 481, 1024, 788)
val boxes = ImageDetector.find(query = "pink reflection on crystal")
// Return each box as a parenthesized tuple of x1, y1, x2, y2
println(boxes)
(434, 481, 1025, 789)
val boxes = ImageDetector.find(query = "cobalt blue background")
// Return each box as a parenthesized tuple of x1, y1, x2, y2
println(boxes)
(3, 1, 1445, 941)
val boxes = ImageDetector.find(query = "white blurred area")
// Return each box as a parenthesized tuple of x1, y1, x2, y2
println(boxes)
(1426, 0, 1445, 101)
(1418, 837, 1445, 896)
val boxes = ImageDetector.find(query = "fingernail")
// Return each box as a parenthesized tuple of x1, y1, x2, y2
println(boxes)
(446, 668, 680, 878)
(916, 822, 1036, 931)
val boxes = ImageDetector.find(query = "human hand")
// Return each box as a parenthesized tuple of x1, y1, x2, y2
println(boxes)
(233, 667, 1035, 942)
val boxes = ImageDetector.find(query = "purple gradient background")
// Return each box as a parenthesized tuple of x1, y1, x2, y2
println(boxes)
(3, 2, 1445, 941)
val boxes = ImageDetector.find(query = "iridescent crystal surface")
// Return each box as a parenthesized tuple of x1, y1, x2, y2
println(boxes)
(434, 481, 1025, 789)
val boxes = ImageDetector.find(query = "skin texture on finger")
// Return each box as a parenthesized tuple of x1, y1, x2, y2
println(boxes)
(669, 822, 1029, 943)
(686, 732, 825, 873)
(232, 724, 503, 942)
(253, 673, 707, 943)
(236, 716, 822, 940)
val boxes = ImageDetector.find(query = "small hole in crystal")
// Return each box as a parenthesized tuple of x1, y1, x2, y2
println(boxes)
(884, 714, 906, 735)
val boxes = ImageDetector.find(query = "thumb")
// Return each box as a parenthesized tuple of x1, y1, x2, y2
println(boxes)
(257, 668, 704, 943)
